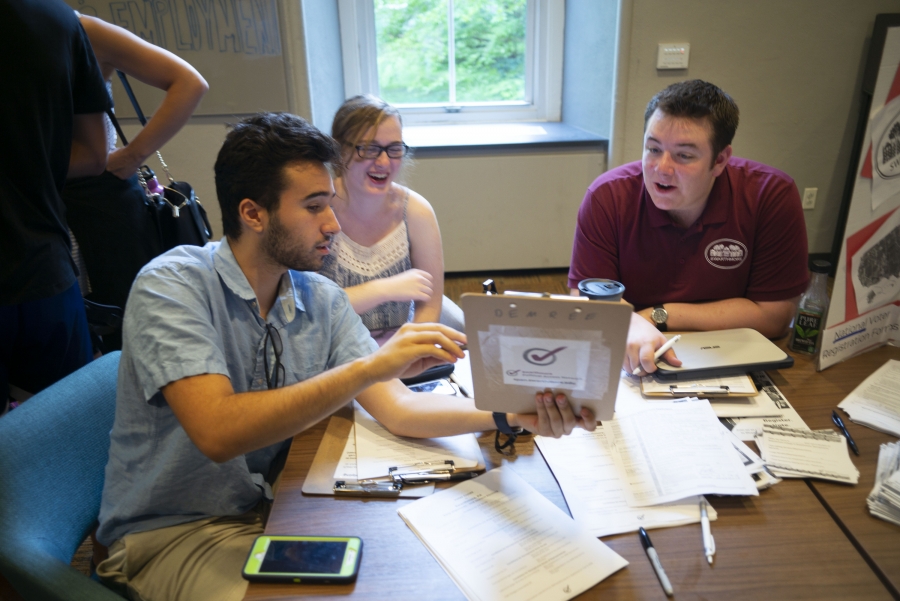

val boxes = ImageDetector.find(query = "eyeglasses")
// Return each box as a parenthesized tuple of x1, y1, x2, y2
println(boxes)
(355, 143, 410, 160)
(263, 323, 285, 390)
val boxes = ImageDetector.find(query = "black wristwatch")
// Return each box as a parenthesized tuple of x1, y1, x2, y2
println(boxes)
(650, 305, 668, 332)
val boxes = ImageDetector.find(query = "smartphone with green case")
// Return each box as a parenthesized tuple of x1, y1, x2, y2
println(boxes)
(242, 535, 362, 584)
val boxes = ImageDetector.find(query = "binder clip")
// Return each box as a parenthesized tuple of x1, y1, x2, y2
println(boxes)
(333, 461, 479, 496)
(385, 460, 478, 485)
(669, 385, 730, 396)
(333, 480, 403, 497)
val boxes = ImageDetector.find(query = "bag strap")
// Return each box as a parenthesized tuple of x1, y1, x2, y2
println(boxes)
(114, 71, 176, 183)
(116, 70, 148, 126)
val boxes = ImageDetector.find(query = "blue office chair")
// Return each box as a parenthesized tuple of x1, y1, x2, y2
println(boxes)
(0, 352, 123, 601)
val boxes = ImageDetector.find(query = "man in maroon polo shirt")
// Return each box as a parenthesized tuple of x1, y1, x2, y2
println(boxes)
(569, 80, 809, 375)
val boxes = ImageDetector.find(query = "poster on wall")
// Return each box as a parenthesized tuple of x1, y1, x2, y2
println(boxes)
(64, 0, 289, 116)
(819, 18, 900, 370)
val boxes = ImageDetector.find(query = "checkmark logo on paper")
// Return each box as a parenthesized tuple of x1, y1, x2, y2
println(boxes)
(523, 346, 567, 366)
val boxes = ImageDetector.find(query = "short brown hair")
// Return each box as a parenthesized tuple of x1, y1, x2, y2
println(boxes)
(331, 95, 404, 174)
(644, 80, 739, 159)
(215, 113, 340, 239)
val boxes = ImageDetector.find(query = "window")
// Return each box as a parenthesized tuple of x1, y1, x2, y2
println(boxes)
(338, 0, 563, 124)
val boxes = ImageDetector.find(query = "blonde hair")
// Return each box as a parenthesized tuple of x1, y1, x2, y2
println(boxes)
(331, 95, 405, 176)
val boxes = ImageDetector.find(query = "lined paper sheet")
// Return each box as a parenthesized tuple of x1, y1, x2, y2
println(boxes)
(536, 428, 715, 537)
(353, 403, 483, 480)
(606, 399, 758, 506)
(398, 467, 628, 601)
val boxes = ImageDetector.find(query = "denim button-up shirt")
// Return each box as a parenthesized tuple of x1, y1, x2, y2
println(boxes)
(97, 239, 377, 545)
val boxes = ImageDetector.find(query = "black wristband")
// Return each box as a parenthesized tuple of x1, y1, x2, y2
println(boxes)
(492, 412, 518, 435)
(493, 412, 523, 455)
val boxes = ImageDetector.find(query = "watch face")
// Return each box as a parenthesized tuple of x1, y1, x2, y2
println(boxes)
(651, 307, 667, 324)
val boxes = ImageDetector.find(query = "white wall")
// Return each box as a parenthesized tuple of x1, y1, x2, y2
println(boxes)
(134, 0, 900, 263)
(406, 148, 607, 272)
(612, 0, 900, 255)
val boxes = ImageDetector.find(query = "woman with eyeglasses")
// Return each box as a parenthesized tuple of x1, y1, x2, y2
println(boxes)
(321, 95, 464, 344)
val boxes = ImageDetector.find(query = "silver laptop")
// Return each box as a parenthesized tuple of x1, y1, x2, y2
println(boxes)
(654, 328, 793, 380)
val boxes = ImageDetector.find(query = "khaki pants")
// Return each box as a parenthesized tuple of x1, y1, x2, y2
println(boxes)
(97, 511, 264, 601)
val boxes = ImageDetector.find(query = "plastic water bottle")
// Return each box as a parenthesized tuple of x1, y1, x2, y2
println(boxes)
(790, 260, 831, 355)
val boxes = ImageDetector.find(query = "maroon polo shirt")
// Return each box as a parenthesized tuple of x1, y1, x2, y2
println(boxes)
(568, 158, 809, 311)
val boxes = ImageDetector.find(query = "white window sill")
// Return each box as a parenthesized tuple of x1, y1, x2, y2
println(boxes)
(403, 122, 607, 155)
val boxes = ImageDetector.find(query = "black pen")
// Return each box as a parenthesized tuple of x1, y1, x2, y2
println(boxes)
(639, 527, 673, 597)
(832, 410, 859, 456)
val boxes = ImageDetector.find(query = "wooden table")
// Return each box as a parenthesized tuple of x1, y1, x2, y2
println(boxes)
(245, 344, 900, 601)
(775, 345, 900, 598)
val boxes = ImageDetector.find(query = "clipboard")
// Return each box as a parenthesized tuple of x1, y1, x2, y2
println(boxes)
(653, 329, 794, 380)
(461, 292, 632, 421)
(302, 406, 432, 498)
(640, 373, 759, 398)
(302, 406, 485, 498)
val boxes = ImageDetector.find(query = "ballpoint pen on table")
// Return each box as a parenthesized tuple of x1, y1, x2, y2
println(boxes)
(638, 527, 673, 597)
(633, 334, 682, 375)
(832, 410, 860, 456)
(700, 499, 716, 566)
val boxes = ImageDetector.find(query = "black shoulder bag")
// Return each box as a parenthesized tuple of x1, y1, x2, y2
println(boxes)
(109, 71, 212, 251)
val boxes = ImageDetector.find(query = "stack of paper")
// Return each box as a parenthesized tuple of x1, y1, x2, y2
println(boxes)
(756, 424, 860, 484)
(617, 370, 809, 441)
(838, 360, 900, 437)
(867, 441, 900, 526)
(535, 428, 717, 537)
(534, 414, 777, 538)
(398, 468, 628, 601)
(604, 399, 759, 506)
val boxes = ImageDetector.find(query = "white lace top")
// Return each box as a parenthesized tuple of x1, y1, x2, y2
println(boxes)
(319, 190, 413, 331)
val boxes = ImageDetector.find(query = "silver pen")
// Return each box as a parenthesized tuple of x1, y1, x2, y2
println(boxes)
(633, 334, 681, 375)
(700, 499, 716, 565)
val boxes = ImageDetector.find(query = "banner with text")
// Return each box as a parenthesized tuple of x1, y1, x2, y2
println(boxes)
(819, 24, 900, 370)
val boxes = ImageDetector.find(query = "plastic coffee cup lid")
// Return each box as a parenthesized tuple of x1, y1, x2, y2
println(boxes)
(578, 278, 625, 297)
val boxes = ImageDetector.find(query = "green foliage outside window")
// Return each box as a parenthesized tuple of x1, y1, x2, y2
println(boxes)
(375, 0, 526, 105)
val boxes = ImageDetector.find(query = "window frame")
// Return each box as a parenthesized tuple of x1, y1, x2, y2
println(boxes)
(337, 0, 564, 125)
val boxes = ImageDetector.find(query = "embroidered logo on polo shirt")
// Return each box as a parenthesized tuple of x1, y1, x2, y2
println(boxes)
(705, 239, 747, 270)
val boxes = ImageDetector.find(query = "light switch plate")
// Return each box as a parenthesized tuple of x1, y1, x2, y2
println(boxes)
(657, 43, 690, 69)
